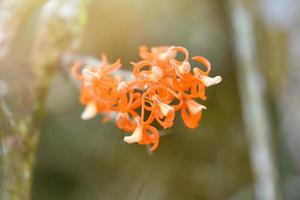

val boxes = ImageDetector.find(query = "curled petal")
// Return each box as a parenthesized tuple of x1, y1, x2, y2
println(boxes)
(81, 102, 97, 120)
(139, 125, 160, 151)
(169, 46, 189, 63)
(192, 56, 211, 75)
(132, 60, 153, 77)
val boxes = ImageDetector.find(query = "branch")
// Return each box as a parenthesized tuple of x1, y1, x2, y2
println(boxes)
(227, 0, 281, 199)
(0, 0, 90, 199)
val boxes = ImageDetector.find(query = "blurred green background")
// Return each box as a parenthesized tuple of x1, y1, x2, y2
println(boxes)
(1, 0, 300, 200)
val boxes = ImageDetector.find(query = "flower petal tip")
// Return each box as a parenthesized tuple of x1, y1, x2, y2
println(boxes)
(123, 118, 142, 144)
(81, 102, 97, 120)
(201, 75, 222, 87)
(214, 76, 222, 84)
(123, 128, 142, 144)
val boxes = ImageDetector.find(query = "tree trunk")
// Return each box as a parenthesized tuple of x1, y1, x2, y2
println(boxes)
(0, 0, 90, 199)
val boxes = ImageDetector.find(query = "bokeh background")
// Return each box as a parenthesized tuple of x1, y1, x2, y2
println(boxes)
(1, 0, 300, 200)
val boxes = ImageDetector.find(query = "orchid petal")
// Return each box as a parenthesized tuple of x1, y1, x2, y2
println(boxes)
(81, 102, 97, 120)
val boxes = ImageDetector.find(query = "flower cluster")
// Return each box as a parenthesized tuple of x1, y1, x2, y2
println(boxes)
(71, 46, 222, 151)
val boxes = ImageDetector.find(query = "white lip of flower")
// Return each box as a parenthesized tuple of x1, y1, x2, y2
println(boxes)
(153, 95, 174, 116)
(200, 75, 222, 87)
(193, 68, 222, 87)
(81, 102, 97, 120)
(178, 61, 191, 74)
(150, 66, 163, 81)
(117, 81, 128, 92)
(186, 99, 207, 115)
(82, 68, 99, 86)
(124, 117, 142, 144)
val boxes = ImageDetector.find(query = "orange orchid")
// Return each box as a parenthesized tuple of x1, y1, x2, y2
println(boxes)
(181, 98, 207, 129)
(71, 46, 222, 151)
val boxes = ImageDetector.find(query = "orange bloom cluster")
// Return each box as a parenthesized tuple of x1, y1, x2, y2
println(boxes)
(71, 46, 222, 151)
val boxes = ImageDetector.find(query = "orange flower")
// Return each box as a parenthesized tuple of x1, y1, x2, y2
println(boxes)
(123, 117, 142, 143)
(116, 112, 136, 132)
(123, 117, 160, 151)
(181, 98, 207, 129)
(72, 46, 221, 151)
(192, 56, 222, 87)
(152, 95, 175, 129)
